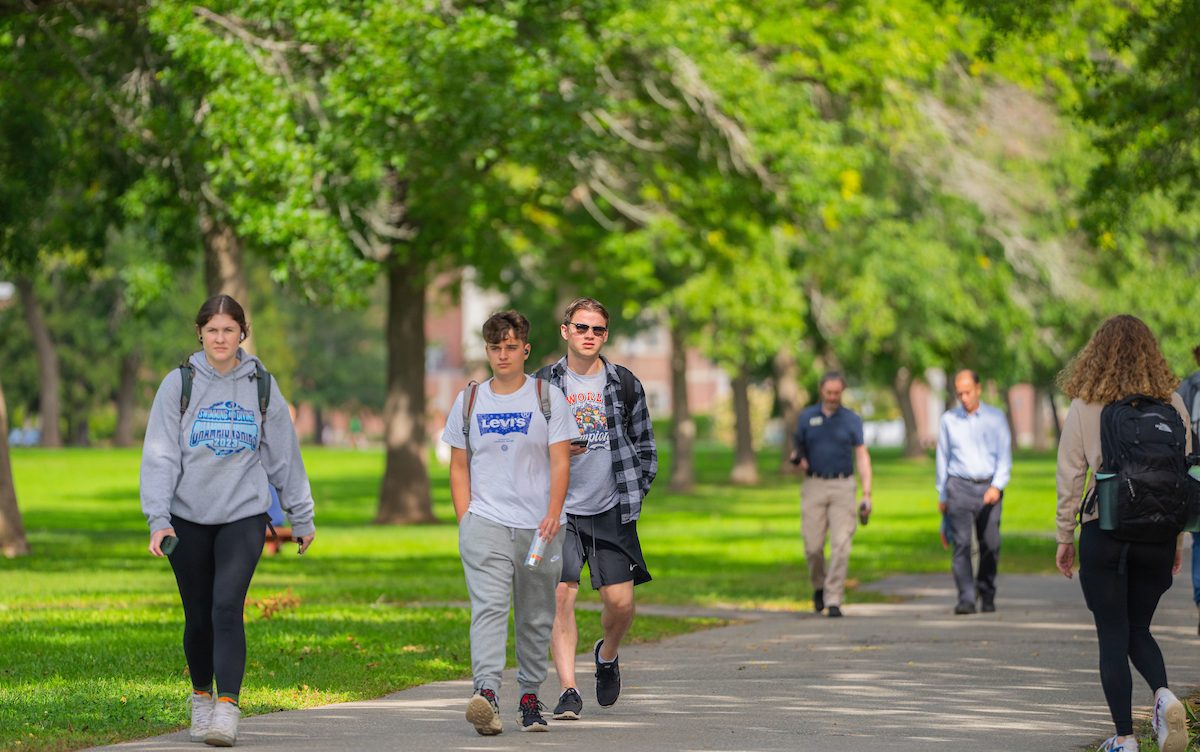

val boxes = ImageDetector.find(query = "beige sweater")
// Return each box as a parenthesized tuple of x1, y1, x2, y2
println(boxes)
(1055, 393, 1191, 545)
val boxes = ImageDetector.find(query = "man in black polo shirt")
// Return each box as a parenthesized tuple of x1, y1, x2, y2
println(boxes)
(789, 371, 873, 617)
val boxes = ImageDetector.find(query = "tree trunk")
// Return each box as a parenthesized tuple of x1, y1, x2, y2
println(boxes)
(668, 313, 695, 492)
(375, 255, 435, 524)
(200, 210, 254, 353)
(774, 349, 801, 472)
(1002, 388, 1019, 454)
(1049, 389, 1063, 443)
(113, 350, 140, 447)
(1032, 386, 1049, 451)
(313, 405, 325, 446)
(0, 376, 30, 557)
(892, 367, 923, 457)
(16, 275, 62, 447)
(729, 364, 759, 485)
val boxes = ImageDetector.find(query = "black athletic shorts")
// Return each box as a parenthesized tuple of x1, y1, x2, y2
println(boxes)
(560, 503, 652, 589)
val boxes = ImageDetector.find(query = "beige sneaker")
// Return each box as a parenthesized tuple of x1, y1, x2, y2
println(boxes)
(466, 689, 502, 736)
(188, 692, 214, 742)
(203, 699, 240, 747)
(1152, 687, 1187, 752)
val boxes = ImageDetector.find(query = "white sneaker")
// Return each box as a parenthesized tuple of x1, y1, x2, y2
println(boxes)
(1153, 687, 1187, 752)
(203, 699, 240, 747)
(188, 692, 214, 742)
(1098, 735, 1139, 752)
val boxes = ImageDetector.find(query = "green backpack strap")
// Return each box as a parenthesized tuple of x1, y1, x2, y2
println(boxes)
(462, 381, 480, 459)
(255, 363, 271, 445)
(178, 361, 194, 418)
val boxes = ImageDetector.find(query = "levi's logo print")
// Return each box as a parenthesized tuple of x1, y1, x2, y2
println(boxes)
(190, 401, 259, 457)
(477, 412, 533, 436)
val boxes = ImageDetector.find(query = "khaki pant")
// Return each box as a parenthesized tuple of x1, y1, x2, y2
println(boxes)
(801, 476, 858, 607)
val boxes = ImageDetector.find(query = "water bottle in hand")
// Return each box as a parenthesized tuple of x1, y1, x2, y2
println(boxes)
(525, 533, 548, 569)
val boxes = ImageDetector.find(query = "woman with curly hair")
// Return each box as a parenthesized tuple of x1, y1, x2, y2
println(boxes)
(1055, 314, 1190, 752)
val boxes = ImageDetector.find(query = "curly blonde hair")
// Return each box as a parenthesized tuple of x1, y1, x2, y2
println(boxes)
(1057, 315, 1179, 403)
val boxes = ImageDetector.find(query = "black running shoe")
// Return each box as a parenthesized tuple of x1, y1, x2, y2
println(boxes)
(518, 693, 548, 732)
(594, 639, 621, 707)
(813, 588, 825, 613)
(553, 688, 583, 720)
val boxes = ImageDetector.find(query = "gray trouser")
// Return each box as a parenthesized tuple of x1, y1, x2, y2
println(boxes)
(945, 476, 1002, 606)
(458, 512, 564, 697)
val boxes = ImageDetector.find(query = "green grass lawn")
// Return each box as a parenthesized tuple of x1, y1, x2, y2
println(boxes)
(0, 444, 1062, 751)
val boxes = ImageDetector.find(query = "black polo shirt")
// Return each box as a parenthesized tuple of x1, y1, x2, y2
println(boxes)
(793, 404, 864, 477)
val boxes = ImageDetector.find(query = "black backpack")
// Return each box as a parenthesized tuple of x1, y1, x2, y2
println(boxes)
(1096, 395, 1200, 542)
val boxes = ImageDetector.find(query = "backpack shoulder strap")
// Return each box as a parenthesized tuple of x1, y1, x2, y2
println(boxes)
(463, 381, 480, 457)
(615, 364, 637, 433)
(536, 377, 552, 423)
(255, 364, 272, 444)
(178, 361, 194, 418)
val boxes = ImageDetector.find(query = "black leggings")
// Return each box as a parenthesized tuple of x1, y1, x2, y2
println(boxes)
(1078, 521, 1175, 736)
(168, 514, 266, 698)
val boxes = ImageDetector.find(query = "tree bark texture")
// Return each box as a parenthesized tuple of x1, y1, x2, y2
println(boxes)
(892, 367, 923, 457)
(375, 255, 435, 524)
(1002, 388, 1019, 455)
(729, 365, 759, 486)
(200, 211, 254, 354)
(773, 349, 801, 471)
(1032, 386, 1049, 451)
(668, 314, 695, 493)
(16, 275, 62, 447)
(113, 349, 140, 447)
(0, 376, 30, 558)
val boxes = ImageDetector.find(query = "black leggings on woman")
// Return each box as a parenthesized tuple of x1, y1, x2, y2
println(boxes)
(168, 514, 266, 699)
(1078, 521, 1175, 736)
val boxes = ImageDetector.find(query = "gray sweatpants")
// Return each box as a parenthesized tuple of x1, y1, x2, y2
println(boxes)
(458, 512, 564, 697)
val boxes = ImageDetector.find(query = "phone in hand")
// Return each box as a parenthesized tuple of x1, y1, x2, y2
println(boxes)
(160, 535, 179, 556)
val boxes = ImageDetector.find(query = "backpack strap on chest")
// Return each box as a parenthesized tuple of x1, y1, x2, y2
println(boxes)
(463, 380, 480, 459)
(178, 361, 194, 418)
(535, 377, 552, 423)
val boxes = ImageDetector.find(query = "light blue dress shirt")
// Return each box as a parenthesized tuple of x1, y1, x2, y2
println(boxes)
(935, 402, 1013, 501)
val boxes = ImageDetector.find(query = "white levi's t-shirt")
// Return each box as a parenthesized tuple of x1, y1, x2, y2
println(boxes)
(442, 376, 577, 529)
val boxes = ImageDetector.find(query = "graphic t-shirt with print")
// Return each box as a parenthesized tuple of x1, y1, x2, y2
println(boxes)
(562, 368, 620, 516)
(442, 376, 577, 529)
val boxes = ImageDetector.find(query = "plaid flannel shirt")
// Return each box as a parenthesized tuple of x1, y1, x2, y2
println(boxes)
(538, 355, 658, 523)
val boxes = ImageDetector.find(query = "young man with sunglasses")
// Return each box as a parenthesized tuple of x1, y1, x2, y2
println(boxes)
(534, 298, 658, 720)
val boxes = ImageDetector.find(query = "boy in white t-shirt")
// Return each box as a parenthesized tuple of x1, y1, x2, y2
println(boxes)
(441, 310, 577, 735)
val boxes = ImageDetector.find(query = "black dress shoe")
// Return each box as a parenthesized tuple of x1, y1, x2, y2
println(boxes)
(813, 589, 825, 613)
(954, 602, 976, 615)
(981, 600, 996, 613)
(827, 605, 843, 618)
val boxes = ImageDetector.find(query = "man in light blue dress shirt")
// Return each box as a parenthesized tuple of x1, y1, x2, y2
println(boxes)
(936, 369, 1012, 615)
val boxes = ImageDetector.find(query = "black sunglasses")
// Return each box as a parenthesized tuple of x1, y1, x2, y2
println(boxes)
(569, 322, 608, 336)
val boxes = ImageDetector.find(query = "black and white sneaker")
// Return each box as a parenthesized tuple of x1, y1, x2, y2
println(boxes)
(518, 693, 548, 732)
(466, 688, 502, 736)
(553, 687, 583, 720)
(594, 638, 621, 707)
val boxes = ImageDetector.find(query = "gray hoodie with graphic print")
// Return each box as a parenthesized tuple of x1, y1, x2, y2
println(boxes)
(140, 350, 316, 536)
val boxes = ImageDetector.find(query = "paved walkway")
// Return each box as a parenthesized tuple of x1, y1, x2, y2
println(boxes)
(92, 562, 1199, 751)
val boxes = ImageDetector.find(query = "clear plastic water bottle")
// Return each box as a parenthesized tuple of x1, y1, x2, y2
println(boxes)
(525, 533, 548, 569)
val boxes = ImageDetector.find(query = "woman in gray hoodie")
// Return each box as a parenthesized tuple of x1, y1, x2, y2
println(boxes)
(140, 294, 316, 747)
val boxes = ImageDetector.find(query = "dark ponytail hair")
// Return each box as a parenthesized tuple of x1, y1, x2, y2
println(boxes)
(195, 294, 249, 340)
